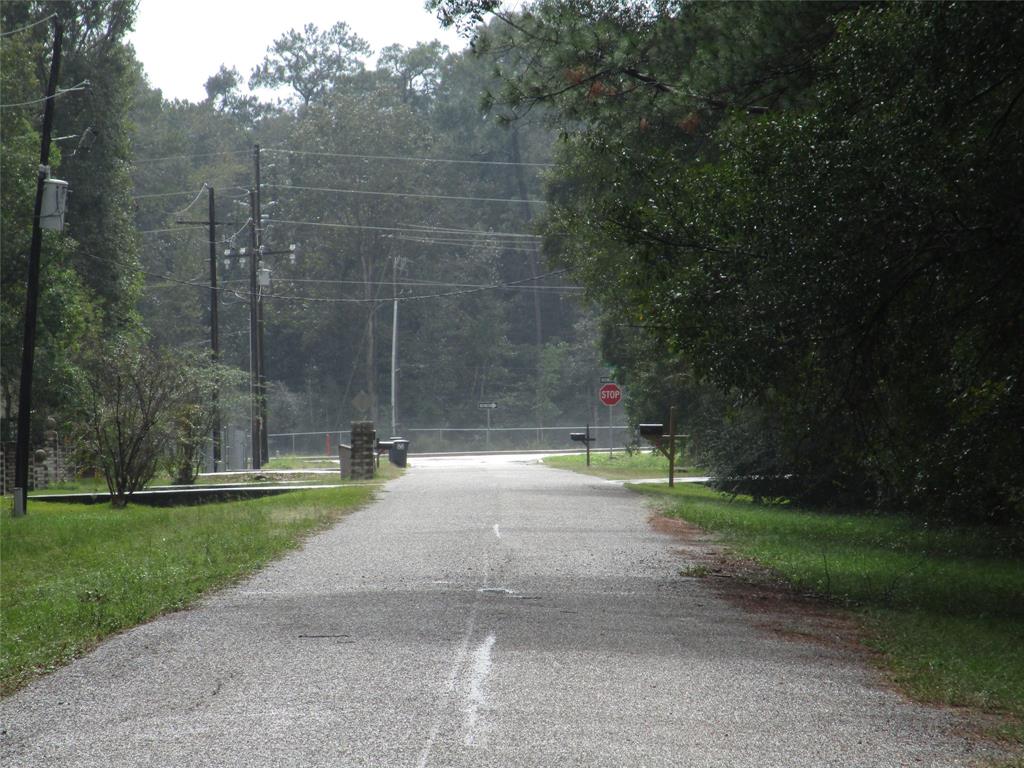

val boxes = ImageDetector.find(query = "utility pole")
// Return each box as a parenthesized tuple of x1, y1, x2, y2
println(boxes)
(13, 17, 63, 517)
(248, 187, 262, 470)
(390, 254, 399, 437)
(175, 187, 242, 470)
(208, 186, 220, 470)
(253, 144, 268, 465)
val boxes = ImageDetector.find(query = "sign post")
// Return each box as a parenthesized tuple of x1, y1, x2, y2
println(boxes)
(478, 402, 497, 449)
(598, 383, 622, 456)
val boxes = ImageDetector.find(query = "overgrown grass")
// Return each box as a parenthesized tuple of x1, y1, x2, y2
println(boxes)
(543, 450, 704, 480)
(0, 485, 373, 695)
(640, 483, 1024, 745)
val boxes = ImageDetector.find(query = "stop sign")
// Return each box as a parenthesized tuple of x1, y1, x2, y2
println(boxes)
(599, 382, 622, 406)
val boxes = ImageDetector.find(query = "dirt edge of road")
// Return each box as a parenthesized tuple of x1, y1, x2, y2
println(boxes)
(647, 511, 1021, 765)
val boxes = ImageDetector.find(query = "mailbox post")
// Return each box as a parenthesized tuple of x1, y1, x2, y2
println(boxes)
(638, 405, 679, 486)
(569, 423, 597, 466)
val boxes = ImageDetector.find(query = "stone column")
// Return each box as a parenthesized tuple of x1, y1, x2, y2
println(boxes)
(349, 421, 376, 480)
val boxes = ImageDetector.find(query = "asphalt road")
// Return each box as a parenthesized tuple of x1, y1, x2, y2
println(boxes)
(0, 455, 994, 767)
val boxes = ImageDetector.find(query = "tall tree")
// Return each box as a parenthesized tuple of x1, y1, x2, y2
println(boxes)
(249, 22, 371, 107)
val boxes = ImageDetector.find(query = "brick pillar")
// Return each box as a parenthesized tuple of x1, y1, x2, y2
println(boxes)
(349, 421, 376, 480)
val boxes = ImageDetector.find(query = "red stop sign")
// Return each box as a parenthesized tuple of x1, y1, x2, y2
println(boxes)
(599, 383, 622, 406)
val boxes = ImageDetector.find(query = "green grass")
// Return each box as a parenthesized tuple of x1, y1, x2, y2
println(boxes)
(28, 458, 399, 494)
(639, 483, 1024, 745)
(0, 485, 374, 695)
(543, 450, 704, 480)
(263, 455, 339, 470)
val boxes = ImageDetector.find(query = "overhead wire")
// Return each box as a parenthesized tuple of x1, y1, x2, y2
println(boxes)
(0, 80, 91, 109)
(224, 276, 583, 293)
(131, 149, 251, 165)
(0, 13, 56, 37)
(273, 218, 541, 239)
(264, 147, 553, 168)
(132, 185, 248, 200)
(266, 182, 545, 206)
(172, 183, 208, 216)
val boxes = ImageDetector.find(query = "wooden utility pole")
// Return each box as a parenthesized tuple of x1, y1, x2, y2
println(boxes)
(254, 144, 268, 464)
(13, 17, 63, 517)
(208, 186, 221, 470)
(248, 187, 262, 470)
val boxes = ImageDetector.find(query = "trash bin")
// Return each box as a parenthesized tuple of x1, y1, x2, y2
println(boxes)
(388, 438, 409, 468)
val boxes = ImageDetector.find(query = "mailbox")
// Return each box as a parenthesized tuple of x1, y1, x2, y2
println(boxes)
(638, 423, 664, 440)
(570, 432, 593, 443)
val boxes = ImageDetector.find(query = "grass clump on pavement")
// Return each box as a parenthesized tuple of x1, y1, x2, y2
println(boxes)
(543, 451, 703, 480)
(640, 482, 1024, 745)
(0, 485, 373, 695)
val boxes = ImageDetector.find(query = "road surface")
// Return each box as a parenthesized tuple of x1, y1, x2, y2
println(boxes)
(0, 455, 994, 766)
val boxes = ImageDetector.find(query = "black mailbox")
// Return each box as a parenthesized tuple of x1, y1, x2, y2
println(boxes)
(570, 432, 590, 443)
(638, 423, 664, 440)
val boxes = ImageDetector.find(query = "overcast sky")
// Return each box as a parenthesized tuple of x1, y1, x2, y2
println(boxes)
(127, 0, 470, 102)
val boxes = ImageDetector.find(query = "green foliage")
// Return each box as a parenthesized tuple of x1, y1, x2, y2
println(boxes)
(249, 21, 371, 107)
(651, 483, 1024, 734)
(438, 0, 1024, 521)
(1, 1, 144, 444)
(0, 485, 373, 694)
(68, 339, 242, 504)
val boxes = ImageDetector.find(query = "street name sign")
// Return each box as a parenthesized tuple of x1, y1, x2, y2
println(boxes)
(478, 402, 498, 409)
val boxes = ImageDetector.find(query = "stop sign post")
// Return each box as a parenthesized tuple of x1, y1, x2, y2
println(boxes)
(598, 383, 621, 455)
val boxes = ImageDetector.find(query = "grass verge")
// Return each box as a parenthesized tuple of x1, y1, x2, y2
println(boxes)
(637, 482, 1024, 747)
(543, 451, 704, 480)
(0, 485, 374, 696)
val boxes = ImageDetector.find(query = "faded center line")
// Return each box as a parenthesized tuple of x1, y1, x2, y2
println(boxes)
(464, 633, 497, 747)
(416, 550, 492, 768)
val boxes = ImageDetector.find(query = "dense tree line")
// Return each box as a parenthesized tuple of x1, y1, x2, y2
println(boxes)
(3, 1, 607, 470)
(434, 0, 1024, 522)
(7, 1, 1019, 520)
(2, 1, 141, 444)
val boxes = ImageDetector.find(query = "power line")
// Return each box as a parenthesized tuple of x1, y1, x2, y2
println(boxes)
(262, 269, 571, 305)
(274, 218, 541, 239)
(173, 183, 208, 216)
(268, 182, 545, 206)
(131, 149, 251, 165)
(139, 226, 205, 234)
(389, 235, 540, 252)
(226, 276, 583, 292)
(132, 186, 248, 200)
(264, 147, 553, 168)
(0, 13, 56, 37)
(138, 264, 572, 305)
(0, 80, 90, 109)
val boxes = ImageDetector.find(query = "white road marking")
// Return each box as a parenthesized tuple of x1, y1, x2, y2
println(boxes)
(416, 604, 478, 768)
(493, 523, 501, 539)
(416, 555, 491, 768)
(464, 633, 497, 747)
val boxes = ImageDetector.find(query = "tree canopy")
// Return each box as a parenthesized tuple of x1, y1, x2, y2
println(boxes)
(433, 0, 1024, 521)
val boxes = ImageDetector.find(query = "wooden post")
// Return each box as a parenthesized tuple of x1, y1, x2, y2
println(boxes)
(668, 405, 677, 487)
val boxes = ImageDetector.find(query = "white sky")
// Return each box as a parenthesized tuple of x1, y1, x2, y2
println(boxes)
(127, 0, 470, 103)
